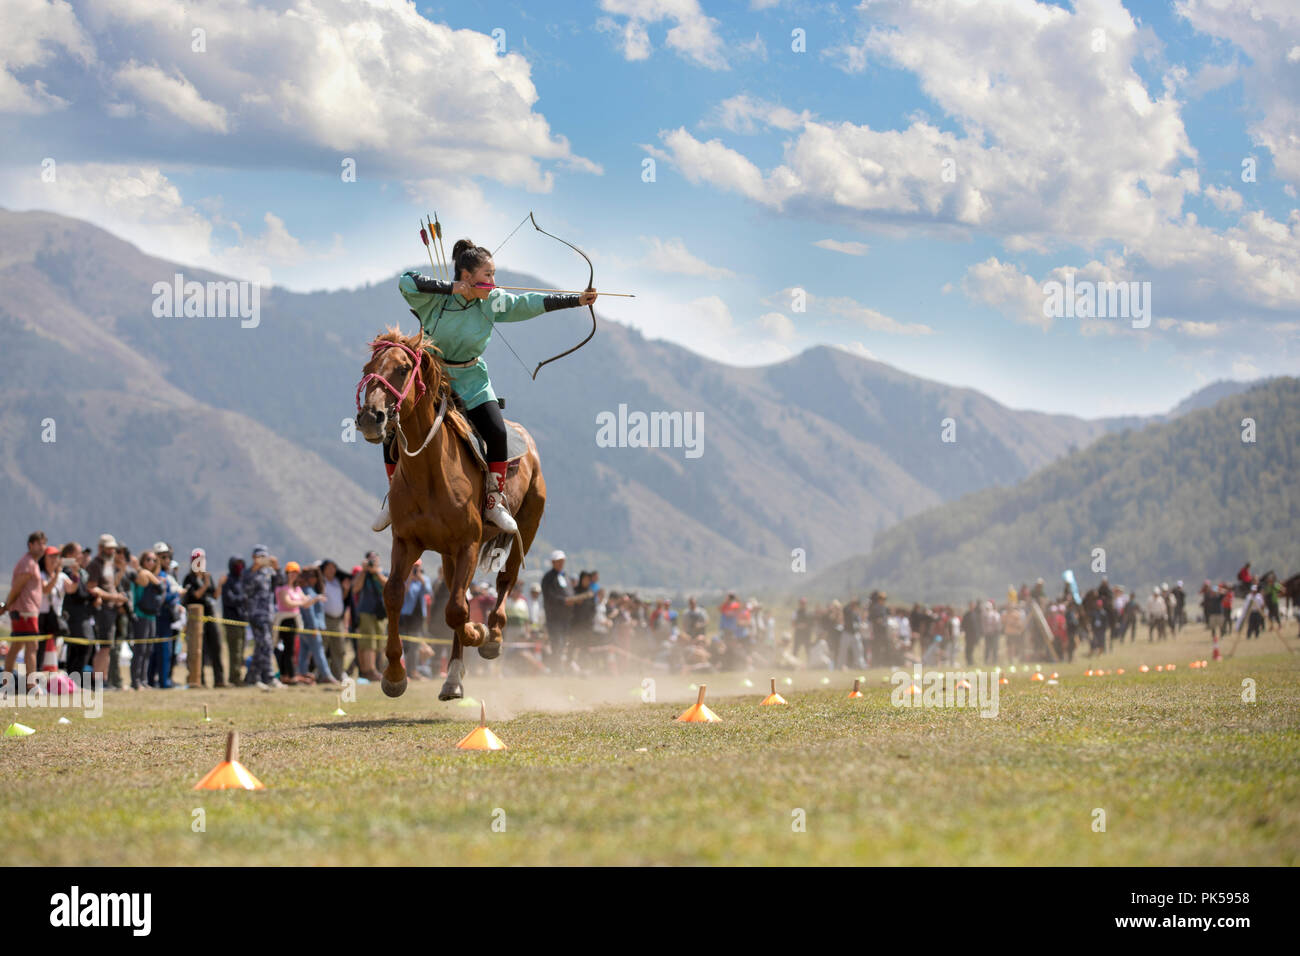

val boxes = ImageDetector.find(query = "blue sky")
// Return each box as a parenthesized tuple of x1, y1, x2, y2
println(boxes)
(2, 0, 1298, 417)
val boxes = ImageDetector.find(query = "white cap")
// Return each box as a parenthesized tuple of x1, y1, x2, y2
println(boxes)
(98, 533, 118, 549)
(153, 541, 171, 554)
(549, 549, 566, 562)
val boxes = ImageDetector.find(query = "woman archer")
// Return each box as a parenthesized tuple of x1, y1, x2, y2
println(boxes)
(371, 237, 597, 533)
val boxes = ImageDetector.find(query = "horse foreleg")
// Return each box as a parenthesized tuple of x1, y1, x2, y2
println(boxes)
(380, 536, 417, 698)
(438, 545, 480, 701)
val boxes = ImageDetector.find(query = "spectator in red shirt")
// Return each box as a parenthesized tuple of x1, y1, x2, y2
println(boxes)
(2, 531, 48, 686)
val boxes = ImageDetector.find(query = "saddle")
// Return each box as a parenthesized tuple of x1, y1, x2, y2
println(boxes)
(462, 414, 529, 475)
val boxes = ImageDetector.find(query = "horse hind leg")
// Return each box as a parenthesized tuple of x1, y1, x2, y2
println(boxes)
(478, 536, 516, 661)
(479, 474, 543, 662)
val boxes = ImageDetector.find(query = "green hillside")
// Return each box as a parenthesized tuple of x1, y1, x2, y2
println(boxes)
(809, 378, 1300, 603)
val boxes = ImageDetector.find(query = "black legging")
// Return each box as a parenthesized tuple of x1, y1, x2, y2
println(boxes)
(465, 399, 508, 462)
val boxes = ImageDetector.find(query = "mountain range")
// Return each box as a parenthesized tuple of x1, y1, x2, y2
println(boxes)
(0, 208, 1257, 588)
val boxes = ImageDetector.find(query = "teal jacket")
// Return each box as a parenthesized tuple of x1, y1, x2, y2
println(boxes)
(398, 271, 548, 410)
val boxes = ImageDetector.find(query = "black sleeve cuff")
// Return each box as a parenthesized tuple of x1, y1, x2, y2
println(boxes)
(411, 273, 453, 295)
(543, 293, 583, 311)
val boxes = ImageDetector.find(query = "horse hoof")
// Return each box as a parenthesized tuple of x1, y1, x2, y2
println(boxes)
(478, 640, 502, 661)
(460, 622, 487, 648)
(381, 676, 407, 698)
(438, 681, 463, 701)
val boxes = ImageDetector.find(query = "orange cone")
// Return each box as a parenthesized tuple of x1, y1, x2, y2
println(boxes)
(194, 731, 265, 790)
(1139, 664, 1149, 673)
(847, 678, 863, 699)
(676, 684, 721, 722)
(1116, 668, 1125, 675)
(998, 677, 1009, 685)
(955, 678, 972, 690)
(1031, 672, 1045, 682)
(456, 701, 507, 750)
(760, 678, 787, 706)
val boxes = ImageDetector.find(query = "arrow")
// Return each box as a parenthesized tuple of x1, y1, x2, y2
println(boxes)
(473, 283, 634, 298)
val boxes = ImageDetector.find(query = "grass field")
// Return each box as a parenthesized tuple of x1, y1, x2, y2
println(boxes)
(1, 623, 1296, 866)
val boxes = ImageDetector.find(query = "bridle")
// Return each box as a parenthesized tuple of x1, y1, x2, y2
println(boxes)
(356, 338, 427, 411)
(355, 338, 447, 458)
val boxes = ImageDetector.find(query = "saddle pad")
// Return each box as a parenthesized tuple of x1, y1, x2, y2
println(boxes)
(462, 419, 529, 473)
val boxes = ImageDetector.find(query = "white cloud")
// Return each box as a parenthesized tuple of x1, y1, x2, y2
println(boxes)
(834, 341, 877, 361)
(962, 257, 1052, 330)
(642, 237, 736, 279)
(652, 126, 800, 205)
(1231, 356, 1261, 379)
(113, 60, 229, 133)
(777, 287, 932, 335)
(814, 238, 870, 256)
(1203, 184, 1243, 212)
(757, 311, 796, 341)
(0, 0, 94, 113)
(1177, 320, 1220, 338)
(671, 295, 795, 365)
(648, 0, 1300, 329)
(598, 0, 729, 70)
(45, 0, 593, 191)
(712, 94, 808, 133)
(1186, 59, 1239, 97)
(1177, 0, 1300, 185)
(0, 163, 337, 285)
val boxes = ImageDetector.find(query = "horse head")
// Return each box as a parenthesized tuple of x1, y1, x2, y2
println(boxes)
(354, 328, 445, 444)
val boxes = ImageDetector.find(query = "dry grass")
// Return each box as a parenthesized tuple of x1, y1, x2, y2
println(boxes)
(1, 624, 1296, 865)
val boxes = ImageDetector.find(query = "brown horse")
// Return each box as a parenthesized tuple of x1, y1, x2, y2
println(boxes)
(354, 328, 545, 701)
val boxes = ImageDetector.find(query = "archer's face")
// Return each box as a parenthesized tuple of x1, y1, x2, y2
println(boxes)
(467, 259, 495, 286)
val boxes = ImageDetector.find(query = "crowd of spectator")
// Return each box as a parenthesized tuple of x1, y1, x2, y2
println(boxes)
(1, 528, 1291, 689)
(0, 530, 460, 690)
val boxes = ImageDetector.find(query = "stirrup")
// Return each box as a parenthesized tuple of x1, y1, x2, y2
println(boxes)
(372, 492, 391, 532)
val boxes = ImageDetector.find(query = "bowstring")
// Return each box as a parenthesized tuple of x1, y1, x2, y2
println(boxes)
(454, 212, 533, 380)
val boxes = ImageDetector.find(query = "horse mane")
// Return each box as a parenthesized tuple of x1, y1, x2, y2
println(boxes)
(367, 326, 472, 441)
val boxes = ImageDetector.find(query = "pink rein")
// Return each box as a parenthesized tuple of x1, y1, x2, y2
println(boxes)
(355, 339, 427, 413)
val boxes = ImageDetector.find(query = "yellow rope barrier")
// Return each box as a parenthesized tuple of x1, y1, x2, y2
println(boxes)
(200, 614, 454, 646)
(1, 617, 551, 652)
